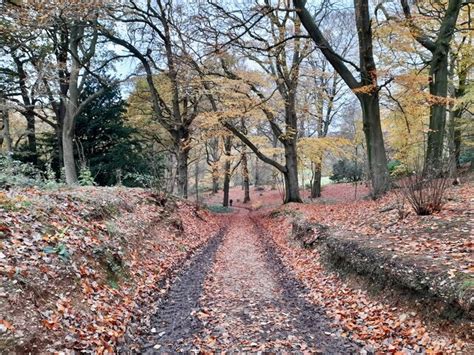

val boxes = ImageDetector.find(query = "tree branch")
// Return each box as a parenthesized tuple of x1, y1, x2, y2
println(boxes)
(221, 120, 286, 173)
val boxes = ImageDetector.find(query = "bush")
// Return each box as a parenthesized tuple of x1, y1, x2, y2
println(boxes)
(0, 155, 43, 188)
(123, 153, 165, 190)
(390, 163, 411, 177)
(459, 148, 473, 165)
(330, 159, 362, 183)
(396, 169, 449, 216)
(79, 166, 96, 186)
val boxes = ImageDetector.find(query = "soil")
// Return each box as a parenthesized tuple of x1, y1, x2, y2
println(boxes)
(129, 228, 225, 352)
(122, 208, 357, 353)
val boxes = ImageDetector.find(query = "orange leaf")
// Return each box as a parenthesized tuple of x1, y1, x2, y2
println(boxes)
(42, 318, 60, 330)
(0, 319, 14, 330)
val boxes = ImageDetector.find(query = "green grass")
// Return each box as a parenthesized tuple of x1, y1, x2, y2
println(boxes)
(206, 205, 233, 213)
(321, 176, 332, 186)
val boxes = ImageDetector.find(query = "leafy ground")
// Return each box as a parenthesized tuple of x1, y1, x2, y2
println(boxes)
(0, 187, 219, 352)
(205, 180, 472, 352)
(0, 179, 472, 353)
(120, 208, 357, 353)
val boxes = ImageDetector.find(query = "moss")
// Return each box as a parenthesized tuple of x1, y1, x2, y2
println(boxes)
(460, 278, 474, 290)
(269, 208, 301, 219)
(319, 234, 472, 319)
(93, 245, 129, 289)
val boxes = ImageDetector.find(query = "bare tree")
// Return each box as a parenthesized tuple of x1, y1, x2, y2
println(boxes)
(298, 10, 355, 198)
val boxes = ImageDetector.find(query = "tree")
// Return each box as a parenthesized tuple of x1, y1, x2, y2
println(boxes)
(0, 3, 47, 165)
(62, 20, 103, 184)
(399, 0, 464, 172)
(222, 136, 233, 207)
(10, 1, 113, 184)
(449, 37, 472, 169)
(102, 0, 205, 198)
(375, 0, 467, 172)
(297, 13, 355, 197)
(204, 1, 313, 203)
(74, 79, 147, 186)
(294, 0, 390, 197)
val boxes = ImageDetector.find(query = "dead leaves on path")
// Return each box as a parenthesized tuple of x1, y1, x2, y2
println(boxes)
(260, 183, 473, 353)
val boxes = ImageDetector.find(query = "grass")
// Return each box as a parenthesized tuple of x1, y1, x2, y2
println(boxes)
(206, 204, 233, 213)
(321, 176, 332, 186)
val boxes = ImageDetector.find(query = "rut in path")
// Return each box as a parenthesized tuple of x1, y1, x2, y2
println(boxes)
(135, 208, 357, 353)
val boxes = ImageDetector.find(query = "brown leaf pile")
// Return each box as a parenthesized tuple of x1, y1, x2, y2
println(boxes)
(260, 182, 473, 353)
(0, 187, 219, 353)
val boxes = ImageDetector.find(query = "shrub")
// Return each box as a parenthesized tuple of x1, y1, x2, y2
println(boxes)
(330, 159, 362, 183)
(79, 166, 96, 186)
(0, 155, 42, 188)
(123, 153, 165, 190)
(388, 160, 412, 177)
(206, 204, 233, 213)
(391, 163, 411, 177)
(396, 168, 449, 216)
(459, 148, 473, 165)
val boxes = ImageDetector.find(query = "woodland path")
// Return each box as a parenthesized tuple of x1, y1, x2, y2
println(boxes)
(125, 208, 358, 353)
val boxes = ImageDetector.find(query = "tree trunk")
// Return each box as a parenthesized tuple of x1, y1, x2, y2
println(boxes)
(242, 150, 250, 203)
(25, 111, 37, 165)
(212, 174, 219, 194)
(301, 167, 305, 192)
(47, 125, 63, 179)
(446, 104, 457, 176)
(454, 125, 462, 168)
(283, 142, 302, 203)
(0, 121, 3, 149)
(13, 54, 38, 165)
(62, 108, 78, 184)
(222, 136, 232, 207)
(451, 59, 467, 170)
(223, 166, 230, 207)
(311, 162, 322, 198)
(1, 98, 12, 155)
(354, 0, 389, 197)
(62, 26, 82, 185)
(271, 144, 278, 190)
(426, 54, 449, 172)
(447, 105, 463, 171)
(167, 153, 176, 194)
(424, 0, 463, 172)
(171, 124, 191, 198)
(254, 155, 260, 187)
(358, 94, 389, 197)
(176, 146, 189, 199)
(195, 160, 199, 202)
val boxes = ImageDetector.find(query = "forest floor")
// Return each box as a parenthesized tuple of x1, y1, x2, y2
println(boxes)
(0, 177, 472, 353)
(122, 208, 356, 353)
(201, 179, 472, 353)
(0, 187, 220, 352)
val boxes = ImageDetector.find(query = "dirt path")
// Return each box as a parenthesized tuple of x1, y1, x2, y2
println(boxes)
(127, 208, 357, 352)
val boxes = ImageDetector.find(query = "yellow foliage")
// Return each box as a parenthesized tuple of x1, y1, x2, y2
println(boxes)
(382, 70, 431, 166)
(126, 77, 174, 146)
(298, 137, 351, 165)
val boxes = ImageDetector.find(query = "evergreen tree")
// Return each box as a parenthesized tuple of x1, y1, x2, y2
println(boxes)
(75, 79, 148, 186)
